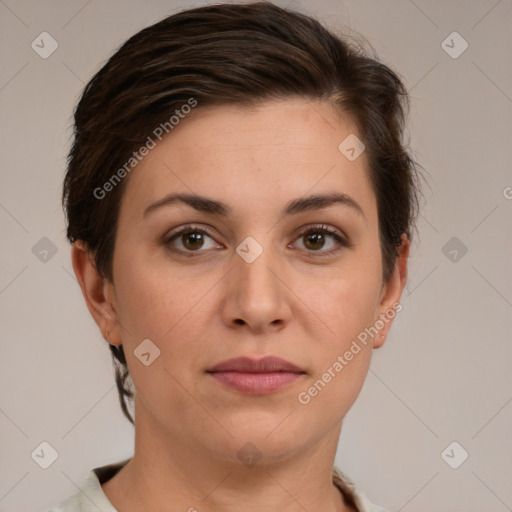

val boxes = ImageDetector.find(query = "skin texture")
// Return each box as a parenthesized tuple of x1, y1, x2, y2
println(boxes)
(72, 97, 409, 512)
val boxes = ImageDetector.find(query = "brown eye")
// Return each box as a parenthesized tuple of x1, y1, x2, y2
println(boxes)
(181, 231, 206, 251)
(293, 224, 349, 255)
(164, 225, 222, 256)
(303, 232, 327, 250)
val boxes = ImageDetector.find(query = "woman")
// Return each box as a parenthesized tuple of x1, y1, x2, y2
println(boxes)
(51, 2, 421, 511)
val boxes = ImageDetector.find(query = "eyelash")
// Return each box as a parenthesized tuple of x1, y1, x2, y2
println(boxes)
(163, 223, 351, 258)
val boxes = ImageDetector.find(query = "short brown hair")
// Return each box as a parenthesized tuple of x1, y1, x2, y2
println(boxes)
(63, 1, 422, 425)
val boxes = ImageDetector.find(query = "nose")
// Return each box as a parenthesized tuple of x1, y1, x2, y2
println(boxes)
(220, 244, 292, 334)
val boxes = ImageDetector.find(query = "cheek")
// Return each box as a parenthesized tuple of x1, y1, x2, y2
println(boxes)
(295, 344, 372, 436)
(302, 279, 377, 395)
(111, 251, 219, 400)
(304, 260, 383, 348)
(112, 247, 205, 339)
(295, 248, 382, 408)
(295, 270, 382, 416)
(111, 261, 209, 419)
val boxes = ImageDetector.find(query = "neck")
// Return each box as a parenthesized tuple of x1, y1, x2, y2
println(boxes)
(104, 398, 353, 512)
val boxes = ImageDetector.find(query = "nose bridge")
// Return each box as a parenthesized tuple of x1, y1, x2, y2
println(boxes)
(223, 235, 290, 330)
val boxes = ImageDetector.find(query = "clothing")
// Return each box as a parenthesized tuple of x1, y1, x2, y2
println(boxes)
(47, 458, 389, 512)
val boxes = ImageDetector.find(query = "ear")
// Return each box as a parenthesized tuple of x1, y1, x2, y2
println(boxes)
(71, 241, 121, 347)
(372, 234, 410, 349)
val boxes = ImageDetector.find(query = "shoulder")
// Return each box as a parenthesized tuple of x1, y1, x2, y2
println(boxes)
(333, 466, 391, 512)
(46, 470, 113, 512)
(46, 459, 131, 512)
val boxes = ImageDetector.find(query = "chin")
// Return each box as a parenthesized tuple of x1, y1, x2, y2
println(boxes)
(204, 412, 314, 466)
(210, 436, 306, 468)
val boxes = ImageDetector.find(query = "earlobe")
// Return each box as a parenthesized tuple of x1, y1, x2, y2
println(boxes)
(373, 234, 410, 349)
(71, 241, 120, 346)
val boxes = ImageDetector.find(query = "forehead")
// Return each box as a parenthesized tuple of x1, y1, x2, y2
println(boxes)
(118, 98, 377, 223)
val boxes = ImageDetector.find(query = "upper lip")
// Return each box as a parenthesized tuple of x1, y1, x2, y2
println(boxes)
(207, 356, 305, 374)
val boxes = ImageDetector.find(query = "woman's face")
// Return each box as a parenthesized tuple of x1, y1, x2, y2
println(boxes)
(100, 98, 407, 463)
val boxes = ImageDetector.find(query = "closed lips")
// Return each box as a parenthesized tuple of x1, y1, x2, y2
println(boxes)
(207, 356, 305, 374)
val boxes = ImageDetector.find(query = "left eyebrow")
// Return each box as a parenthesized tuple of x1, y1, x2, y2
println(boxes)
(284, 192, 365, 218)
(143, 192, 365, 219)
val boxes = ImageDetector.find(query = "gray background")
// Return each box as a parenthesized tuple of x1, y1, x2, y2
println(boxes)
(1, 0, 511, 511)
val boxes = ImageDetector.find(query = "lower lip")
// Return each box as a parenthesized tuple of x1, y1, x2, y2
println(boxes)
(208, 371, 303, 395)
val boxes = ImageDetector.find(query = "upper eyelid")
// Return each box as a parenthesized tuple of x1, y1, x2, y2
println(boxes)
(164, 224, 218, 242)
